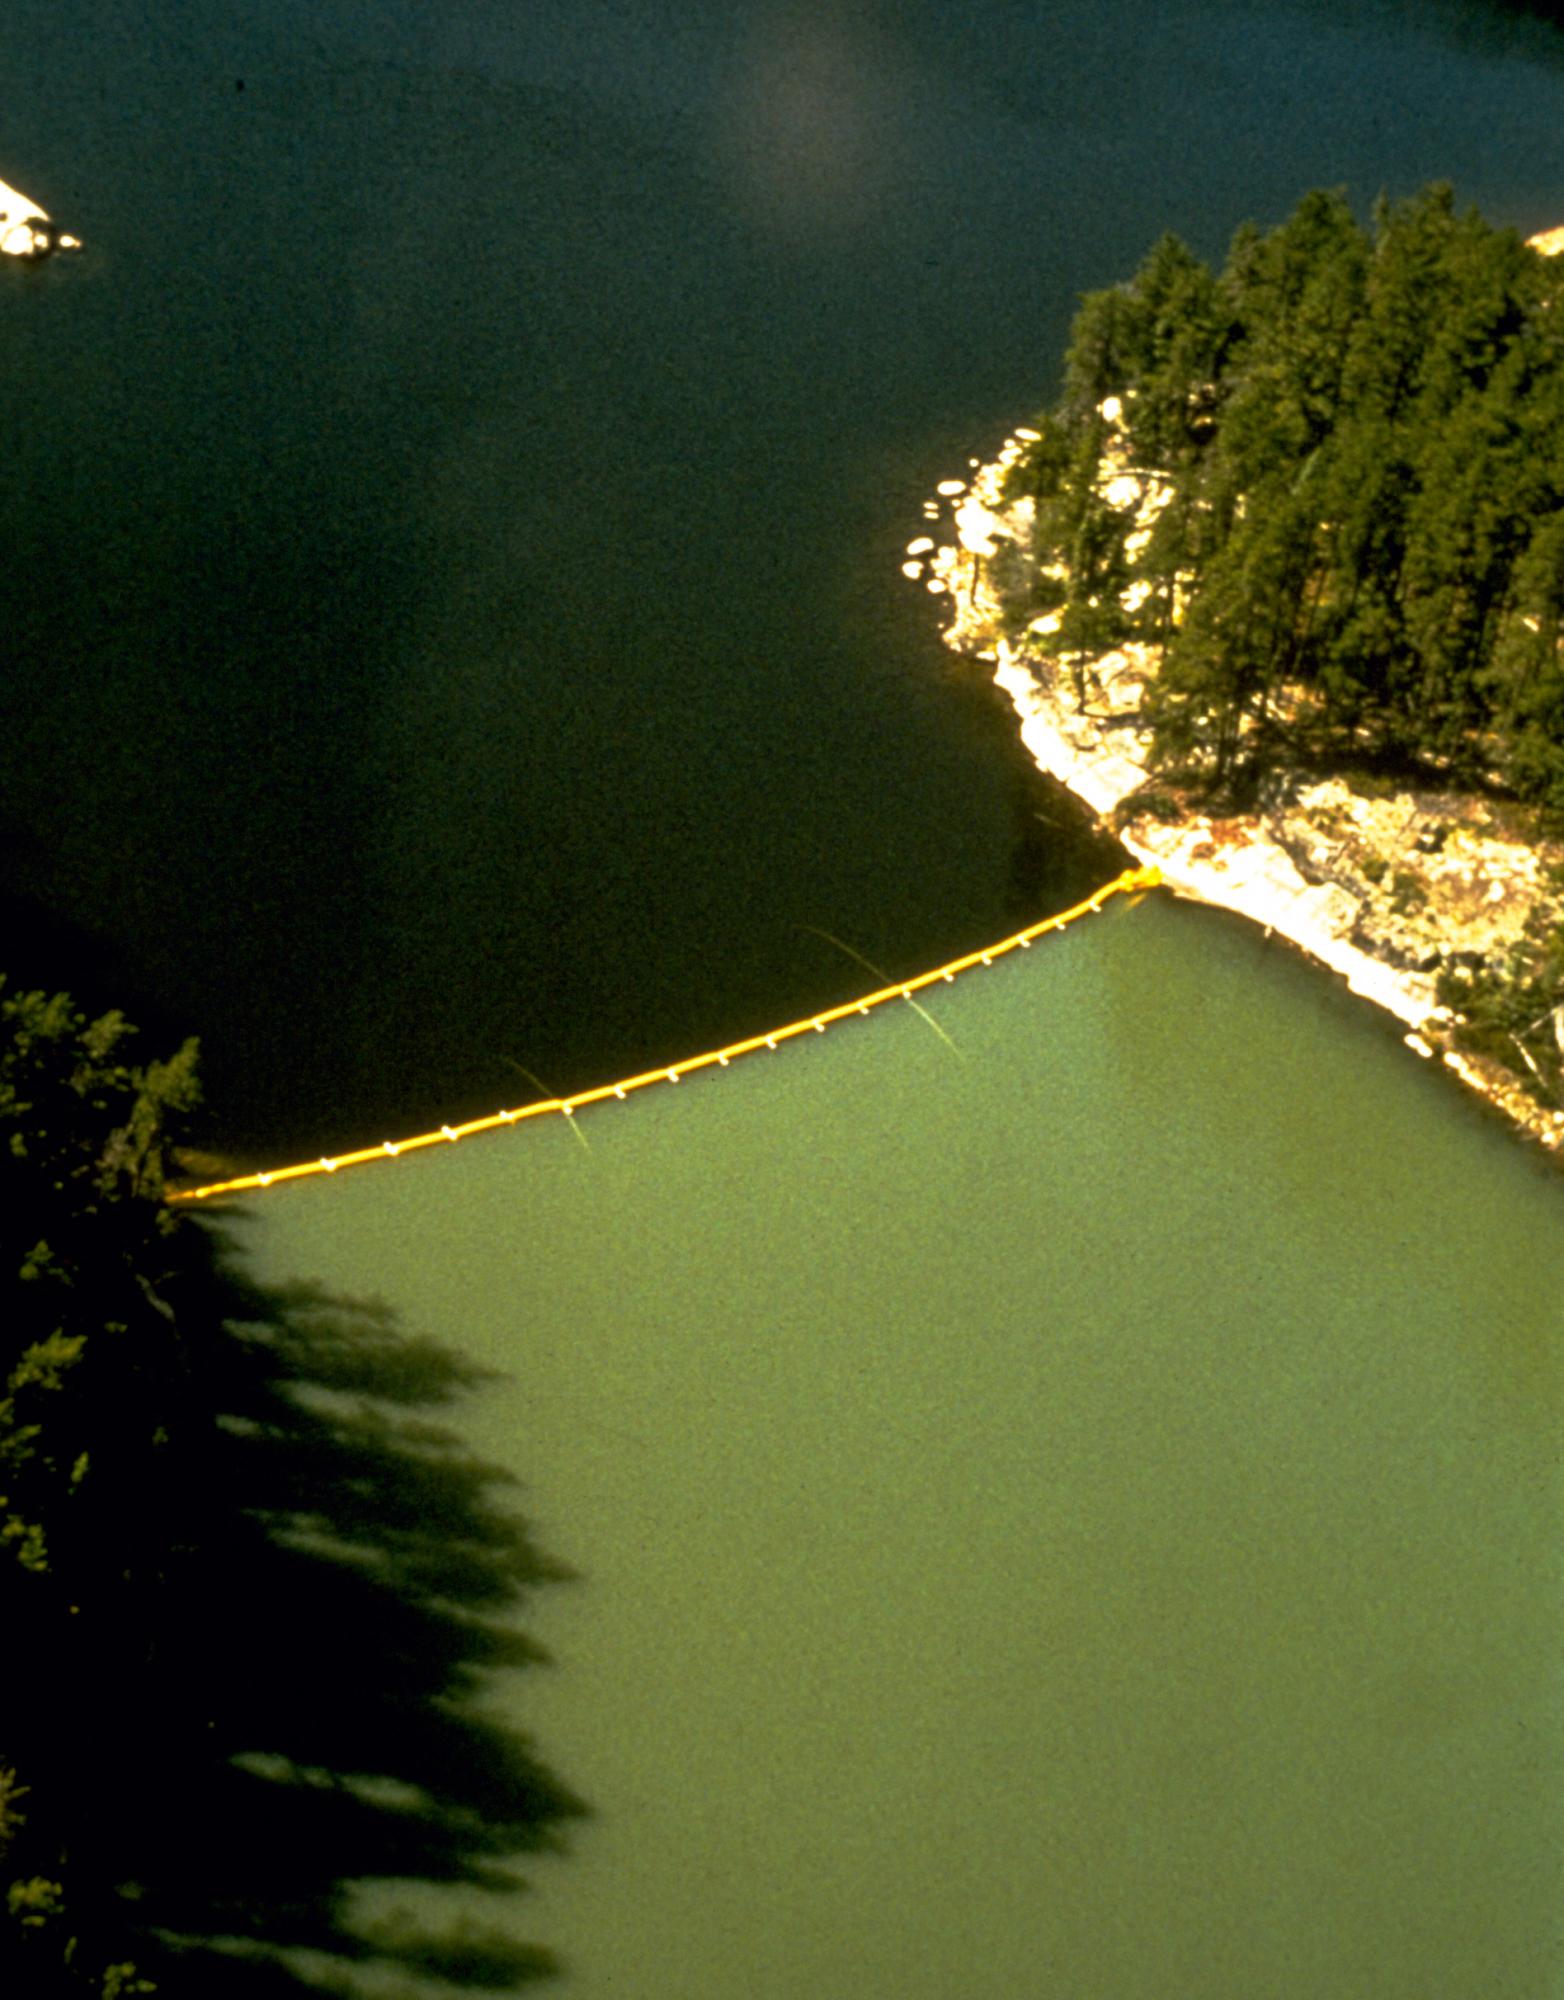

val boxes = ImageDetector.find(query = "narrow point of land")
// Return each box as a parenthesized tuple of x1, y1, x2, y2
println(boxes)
(909, 190, 1564, 1156)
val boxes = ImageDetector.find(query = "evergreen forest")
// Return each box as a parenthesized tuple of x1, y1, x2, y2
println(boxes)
(996, 183, 1564, 810)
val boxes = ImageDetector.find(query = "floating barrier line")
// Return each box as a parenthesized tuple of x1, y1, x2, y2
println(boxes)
(166, 866, 1162, 1205)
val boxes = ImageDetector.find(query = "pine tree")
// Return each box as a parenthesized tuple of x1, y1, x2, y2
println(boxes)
(0, 987, 200, 1997)
(1117, 232, 1225, 471)
(1486, 511, 1564, 807)
(1006, 182, 1564, 803)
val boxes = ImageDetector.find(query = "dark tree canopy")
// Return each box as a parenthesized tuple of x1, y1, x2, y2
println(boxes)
(999, 183, 1564, 807)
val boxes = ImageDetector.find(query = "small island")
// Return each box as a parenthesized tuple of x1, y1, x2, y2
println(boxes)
(0, 173, 80, 259)
(912, 184, 1564, 1154)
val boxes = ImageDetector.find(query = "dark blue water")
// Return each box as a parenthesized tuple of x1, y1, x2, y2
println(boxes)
(3, 0, 1563, 1158)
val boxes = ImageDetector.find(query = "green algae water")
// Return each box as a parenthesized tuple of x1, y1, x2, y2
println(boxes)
(240, 894, 1564, 1997)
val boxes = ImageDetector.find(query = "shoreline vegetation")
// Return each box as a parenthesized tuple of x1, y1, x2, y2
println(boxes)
(909, 188, 1564, 1158)
(0, 988, 581, 1995)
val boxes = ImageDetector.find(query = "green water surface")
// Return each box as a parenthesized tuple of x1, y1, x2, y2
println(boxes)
(240, 891, 1564, 1997)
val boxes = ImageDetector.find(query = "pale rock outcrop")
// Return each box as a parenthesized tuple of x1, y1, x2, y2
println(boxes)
(906, 404, 1564, 1155)
(0, 174, 80, 259)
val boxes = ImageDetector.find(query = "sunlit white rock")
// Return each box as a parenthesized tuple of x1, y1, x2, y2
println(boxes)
(954, 493, 1010, 557)
(0, 176, 80, 259)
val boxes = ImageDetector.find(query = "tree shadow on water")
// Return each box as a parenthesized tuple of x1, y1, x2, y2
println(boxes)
(129, 1233, 589, 1997)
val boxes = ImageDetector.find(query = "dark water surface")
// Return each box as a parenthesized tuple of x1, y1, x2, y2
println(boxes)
(5, 0, 1564, 1158)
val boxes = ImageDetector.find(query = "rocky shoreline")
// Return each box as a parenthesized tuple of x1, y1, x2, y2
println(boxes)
(906, 445, 1564, 1158)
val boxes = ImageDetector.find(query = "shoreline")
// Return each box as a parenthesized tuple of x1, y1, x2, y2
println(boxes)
(910, 452, 1564, 1159)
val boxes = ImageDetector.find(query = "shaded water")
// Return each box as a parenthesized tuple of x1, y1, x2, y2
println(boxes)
(245, 896, 1564, 1995)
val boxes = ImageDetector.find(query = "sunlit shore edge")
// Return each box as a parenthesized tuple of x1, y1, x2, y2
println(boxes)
(0, 172, 80, 258)
(914, 220, 1564, 1158)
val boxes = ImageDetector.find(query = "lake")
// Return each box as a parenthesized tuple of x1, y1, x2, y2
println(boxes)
(6, 0, 1564, 1989)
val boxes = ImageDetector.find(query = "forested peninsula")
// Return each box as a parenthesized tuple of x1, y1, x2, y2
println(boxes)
(912, 184, 1564, 1153)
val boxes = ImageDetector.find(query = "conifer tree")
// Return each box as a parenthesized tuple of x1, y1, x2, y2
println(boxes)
(0, 986, 200, 1997)
(994, 181, 1564, 803)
